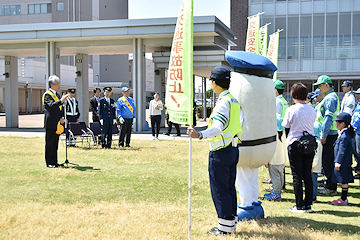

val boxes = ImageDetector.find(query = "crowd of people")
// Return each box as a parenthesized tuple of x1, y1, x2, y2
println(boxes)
(262, 77, 360, 213)
(42, 69, 359, 235)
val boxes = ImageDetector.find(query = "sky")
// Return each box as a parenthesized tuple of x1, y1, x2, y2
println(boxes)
(128, 0, 230, 28)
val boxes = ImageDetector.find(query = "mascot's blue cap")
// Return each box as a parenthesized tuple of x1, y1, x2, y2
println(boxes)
(225, 51, 277, 78)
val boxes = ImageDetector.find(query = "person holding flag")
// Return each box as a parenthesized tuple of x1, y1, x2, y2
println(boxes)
(117, 87, 136, 148)
(187, 66, 242, 235)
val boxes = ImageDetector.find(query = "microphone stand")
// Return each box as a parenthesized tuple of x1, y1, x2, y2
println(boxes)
(61, 99, 79, 168)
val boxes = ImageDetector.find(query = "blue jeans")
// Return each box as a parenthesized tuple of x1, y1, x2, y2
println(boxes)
(311, 172, 318, 201)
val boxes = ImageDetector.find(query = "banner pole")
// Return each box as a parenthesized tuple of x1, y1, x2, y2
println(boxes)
(188, 137, 192, 239)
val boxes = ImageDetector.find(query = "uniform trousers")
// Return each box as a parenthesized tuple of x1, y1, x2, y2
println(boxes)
(208, 144, 238, 232)
(119, 118, 133, 147)
(322, 134, 338, 190)
(269, 164, 285, 195)
(101, 123, 113, 148)
(288, 141, 315, 208)
(45, 128, 60, 166)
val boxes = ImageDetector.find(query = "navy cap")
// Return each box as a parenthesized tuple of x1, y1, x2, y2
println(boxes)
(311, 88, 321, 99)
(210, 66, 230, 81)
(341, 80, 353, 87)
(334, 112, 351, 125)
(225, 51, 278, 73)
(103, 86, 112, 92)
(122, 87, 130, 92)
(67, 88, 76, 93)
(353, 88, 360, 94)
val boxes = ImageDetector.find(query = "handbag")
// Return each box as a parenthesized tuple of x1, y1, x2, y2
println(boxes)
(298, 131, 318, 154)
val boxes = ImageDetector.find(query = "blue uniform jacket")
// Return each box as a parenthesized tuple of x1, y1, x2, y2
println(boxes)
(332, 129, 354, 184)
(117, 96, 136, 119)
(319, 89, 339, 138)
(351, 104, 360, 134)
(98, 97, 116, 125)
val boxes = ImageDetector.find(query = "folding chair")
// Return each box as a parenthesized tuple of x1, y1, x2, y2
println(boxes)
(68, 122, 91, 148)
(90, 122, 102, 147)
(112, 124, 120, 147)
(79, 121, 96, 146)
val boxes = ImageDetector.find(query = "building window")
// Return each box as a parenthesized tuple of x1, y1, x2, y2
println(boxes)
(57, 2, 64, 11)
(0, 5, 21, 15)
(28, 4, 51, 14)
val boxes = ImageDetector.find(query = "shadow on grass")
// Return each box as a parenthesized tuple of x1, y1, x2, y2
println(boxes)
(73, 166, 101, 171)
(320, 209, 360, 217)
(235, 216, 360, 239)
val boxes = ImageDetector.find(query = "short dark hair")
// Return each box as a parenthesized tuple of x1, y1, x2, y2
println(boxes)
(213, 79, 230, 89)
(94, 88, 101, 94)
(290, 82, 308, 101)
(277, 88, 284, 94)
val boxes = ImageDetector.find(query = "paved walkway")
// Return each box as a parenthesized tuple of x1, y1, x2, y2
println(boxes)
(0, 113, 208, 140)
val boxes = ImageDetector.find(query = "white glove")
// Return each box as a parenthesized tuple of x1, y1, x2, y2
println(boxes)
(119, 117, 125, 124)
(133, 118, 136, 124)
(113, 119, 116, 125)
(100, 119, 103, 125)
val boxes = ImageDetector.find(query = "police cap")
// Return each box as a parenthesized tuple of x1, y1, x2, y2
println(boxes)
(210, 66, 230, 81)
(67, 88, 76, 93)
(103, 86, 112, 92)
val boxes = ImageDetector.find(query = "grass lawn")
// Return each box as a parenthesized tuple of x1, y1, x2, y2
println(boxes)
(0, 136, 359, 239)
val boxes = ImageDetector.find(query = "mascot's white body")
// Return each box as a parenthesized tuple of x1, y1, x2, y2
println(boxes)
(227, 52, 277, 221)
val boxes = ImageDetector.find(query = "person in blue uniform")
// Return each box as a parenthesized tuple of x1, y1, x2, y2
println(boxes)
(64, 88, 80, 145)
(351, 88, 360, 179)
(117, 87, 136, 148)
(331, 112, 355, 205)
(187, 66, 242, 235)
(42, 75, 69, 167)
(98, 87, 116, 149)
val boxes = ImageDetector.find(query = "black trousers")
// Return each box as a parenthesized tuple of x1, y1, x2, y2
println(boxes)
(208, 145, 239, 219)
(322, 134, 338, 190)
(288, 141, 315, 208)
(101, 123, 112, 148)
(119, 118, 133, 147)
(150, 115, 161, 137)
(45, 128, 60, 166)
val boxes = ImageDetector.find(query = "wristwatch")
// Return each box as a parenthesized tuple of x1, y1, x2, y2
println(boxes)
(199, 132, 203, 140)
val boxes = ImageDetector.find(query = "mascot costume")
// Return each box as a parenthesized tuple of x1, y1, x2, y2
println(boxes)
(226, 51, 278, 221)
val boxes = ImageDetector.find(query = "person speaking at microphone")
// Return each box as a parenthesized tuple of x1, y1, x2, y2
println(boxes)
(42, 75, 70, 168)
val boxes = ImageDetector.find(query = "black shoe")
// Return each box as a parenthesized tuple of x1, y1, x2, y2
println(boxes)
(57, 163, 65, 168)
(354, 174, 360, 179)
(163, 132, 170, 136)
(125, 145, 132, 148)
(207, 227, 231, 235)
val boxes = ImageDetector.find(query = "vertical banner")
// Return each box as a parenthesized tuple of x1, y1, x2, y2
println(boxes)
(245, 14, 260, 53)
(267, 29, 281, 80)
(165, 0, 193, 126)
(259, 24, 269, 57)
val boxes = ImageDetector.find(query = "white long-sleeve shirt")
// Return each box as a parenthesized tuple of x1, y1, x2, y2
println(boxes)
(149, 99, 163, 116)
(341, 91, 356, 115)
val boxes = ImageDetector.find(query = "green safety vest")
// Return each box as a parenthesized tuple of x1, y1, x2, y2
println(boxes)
(277, 96, 288, 118)
(208, 93, 242, 151)
(316, 91, 340, 131)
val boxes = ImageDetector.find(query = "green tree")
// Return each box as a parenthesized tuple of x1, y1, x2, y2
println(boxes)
(206, 89, 213, 99)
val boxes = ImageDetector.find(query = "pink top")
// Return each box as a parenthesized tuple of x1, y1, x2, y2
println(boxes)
(282, 103, 316, 146)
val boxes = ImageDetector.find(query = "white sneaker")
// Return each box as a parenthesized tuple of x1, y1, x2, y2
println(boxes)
(155, 137, 159, 141)
(153, 137, 156, 140)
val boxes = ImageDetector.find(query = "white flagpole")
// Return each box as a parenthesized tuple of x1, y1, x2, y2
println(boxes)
(188, 137, 192, 239)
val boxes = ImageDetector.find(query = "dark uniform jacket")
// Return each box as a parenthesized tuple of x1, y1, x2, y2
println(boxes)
(98, 97, 116, 125)
(90, 96, 100, 122)
(43, 90, 63, 129)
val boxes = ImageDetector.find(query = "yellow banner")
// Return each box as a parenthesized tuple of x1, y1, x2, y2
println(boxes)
(245, 14, 260, 54)
(165, 0, 193, 125)
(267, 30, 281, 80)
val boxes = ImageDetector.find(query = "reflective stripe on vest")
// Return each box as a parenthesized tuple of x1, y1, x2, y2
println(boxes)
(316, 91, 340, 131)
(208, 93, 242, 151)
(277, 96, 288, 118)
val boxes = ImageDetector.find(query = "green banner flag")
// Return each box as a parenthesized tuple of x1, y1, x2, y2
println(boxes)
(267, 30, 281, 80)
(165, 0, 194, 125)
(259, 24, 269, 57)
